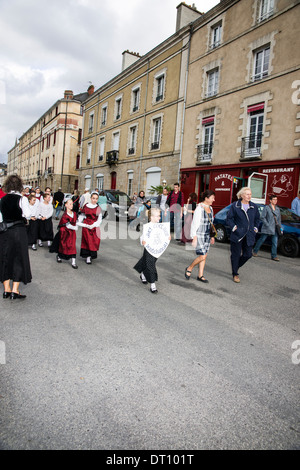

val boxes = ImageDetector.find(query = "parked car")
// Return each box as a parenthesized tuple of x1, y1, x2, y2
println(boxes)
(213, 204, 300, 257)
(103, 190, 132, 220)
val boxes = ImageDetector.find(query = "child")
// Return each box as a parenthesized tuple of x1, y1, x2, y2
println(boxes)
(56, 199, 78, 269)
(78, 191, 102, 264)
(26, 194, 39, 251)
(38, 193, 54, 247)
(134, 207, 171, 294)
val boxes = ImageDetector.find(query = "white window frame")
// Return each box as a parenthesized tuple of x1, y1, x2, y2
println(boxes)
(127, 170, 133, 196)
(150, 115, 163, 151)
(96, 173, 104, 191)
(88, 112, 94, 133)
(86, 142, 92, 164)
(210, 22, 222, 49)
(252, 45, 270, 81)
(112, 131, 120, 151)
(131, 86, 141, 113)
(128, 125, 137, 155)
(99, 137, 105, 162)
(206, 69, 219, 97)
(101, 104, 108, 126)
(114, 95, 123, 121)
(258, 0, 274, 22)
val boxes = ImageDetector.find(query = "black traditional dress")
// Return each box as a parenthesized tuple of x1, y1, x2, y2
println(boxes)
(0, 193, 32, 284)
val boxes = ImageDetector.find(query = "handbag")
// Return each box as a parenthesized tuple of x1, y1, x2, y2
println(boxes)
(207, 211, 217, 237)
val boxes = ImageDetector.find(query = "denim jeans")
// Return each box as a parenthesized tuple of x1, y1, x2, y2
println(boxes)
(254, 233, 278, 259)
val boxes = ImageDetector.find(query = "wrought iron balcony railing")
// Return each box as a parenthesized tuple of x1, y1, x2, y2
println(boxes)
(196, 143, 213, 163)
(106, 150, 119, 165)
(241, 135, 263, 159)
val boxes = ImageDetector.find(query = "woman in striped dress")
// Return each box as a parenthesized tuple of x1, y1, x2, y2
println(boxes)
(184, 190, 215, 283)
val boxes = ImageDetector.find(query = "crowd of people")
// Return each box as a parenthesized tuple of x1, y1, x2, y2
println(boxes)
(0, 175, 298, 299)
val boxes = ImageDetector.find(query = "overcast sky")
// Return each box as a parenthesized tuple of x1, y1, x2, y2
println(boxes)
(0, 0, 219, 163)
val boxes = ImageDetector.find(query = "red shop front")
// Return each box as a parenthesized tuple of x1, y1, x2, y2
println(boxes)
(180, 159, 300, 213)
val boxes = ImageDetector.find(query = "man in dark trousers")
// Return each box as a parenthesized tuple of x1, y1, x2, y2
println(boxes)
(166, 182, 184, 240)
(53, 187, 64, 220)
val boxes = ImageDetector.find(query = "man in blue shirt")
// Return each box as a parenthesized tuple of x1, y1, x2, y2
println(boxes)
(291, 191, 300, 216)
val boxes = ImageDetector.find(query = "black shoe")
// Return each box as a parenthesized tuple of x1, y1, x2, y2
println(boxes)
(72, 264, 78, 269)
(185, 267, 191, 280)
(150, 287, 158, 294)
(197, 276, 209, 283)
(11, 292, 26, 300)
(56, 255, 62, 263)
(3, 292, 12, 299)
(140, 274, 148, 284)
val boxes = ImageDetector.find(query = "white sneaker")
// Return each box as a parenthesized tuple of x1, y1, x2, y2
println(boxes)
(38, 241, 43, 247)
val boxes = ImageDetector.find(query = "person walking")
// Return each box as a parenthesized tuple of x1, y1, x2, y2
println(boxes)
(0, 175, 32, 299)
(156, 187, 169, 222)
(291, 190, 300, 216)
(53, 187, 64, 219)
(253, 194, 282, 261)
(38, 193, 54, 247)
(166, 183, 184, 240)
(226, 187, 260, 283)
(55, 197, 79, 269)
(180, 192, 197, 244)
(185, 190, 215, 283)
(78, 191, 102, 264)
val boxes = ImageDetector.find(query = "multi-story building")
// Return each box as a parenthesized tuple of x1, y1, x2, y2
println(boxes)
(180, 0, 300, 211)
(80, 3, 202, 197)
(10, 86, 94, 192)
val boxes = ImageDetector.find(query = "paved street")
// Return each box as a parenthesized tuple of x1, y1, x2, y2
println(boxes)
(0, 219, 299, 450)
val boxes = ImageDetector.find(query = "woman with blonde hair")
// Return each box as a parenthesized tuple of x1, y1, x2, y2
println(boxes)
(226, 186, 260, 283)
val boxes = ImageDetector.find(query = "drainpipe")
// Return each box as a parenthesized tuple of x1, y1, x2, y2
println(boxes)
(60, 99, 68, 189)
(178, 24, 193, 182)
(138, 58, 150, 193)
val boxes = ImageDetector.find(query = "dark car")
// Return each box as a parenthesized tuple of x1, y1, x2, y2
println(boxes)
(213, 204, 300, 257)
(103, 190, 132, 220)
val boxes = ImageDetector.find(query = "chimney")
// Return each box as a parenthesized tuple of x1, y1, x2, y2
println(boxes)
(64, 90, 74, 100)
(176, 3, 202, 32)
(87, 84, 94, 96)
(122, 50, 142, 72)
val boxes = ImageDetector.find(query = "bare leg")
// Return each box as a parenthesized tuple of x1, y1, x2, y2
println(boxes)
(12, 281, 20, 293)
(187, 254, 207, 275)
(3, 280, 12, 292)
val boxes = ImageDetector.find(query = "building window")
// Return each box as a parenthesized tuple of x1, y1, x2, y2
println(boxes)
(252, 46, 270, 81)
(156, 75, 165, 102)
(210, 23, 222, 49)
(112, 131, 120, 151)
(87, 142, 92, 164)
(99, 137, 105, 162)
(127, 171, 133, 196)
(96, 174, 104, 191)
(151, 117, 161, 150)
(258, 0, 274, 22)
(101, 105, 107, 126)
(206, 69, 219, 97)
(115, 97, 122, 120)
(88, 112, 94, 133)
(241, 103, 264, 158)
(128, 126, 137, 155)
(132, 87, 140, 112)
(197, 117, 214, 163)
(85, 175, 91, 190)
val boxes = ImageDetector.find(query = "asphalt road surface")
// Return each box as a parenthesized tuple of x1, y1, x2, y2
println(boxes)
(0, 220, 299, 450)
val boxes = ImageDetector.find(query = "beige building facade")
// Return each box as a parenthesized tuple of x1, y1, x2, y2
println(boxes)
(180, 0, 300, 211)
(8, 87, 93, 193)
(80, 4, 202, 197)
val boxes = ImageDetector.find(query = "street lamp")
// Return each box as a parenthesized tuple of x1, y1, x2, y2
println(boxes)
(162, 179, 167, 187)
